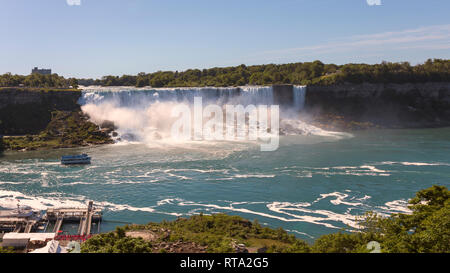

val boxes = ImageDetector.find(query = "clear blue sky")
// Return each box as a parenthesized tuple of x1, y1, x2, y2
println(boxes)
(1, 0, 449, 78)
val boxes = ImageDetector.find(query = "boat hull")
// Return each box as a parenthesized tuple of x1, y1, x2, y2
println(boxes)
(61, 160, 91, 165)
(61, 154, 91, 165)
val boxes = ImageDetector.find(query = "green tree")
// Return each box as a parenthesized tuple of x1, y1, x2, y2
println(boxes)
(69, 78, 79, 88)
(0, 247, 15, 253)
(81, 227, 153, 253)
(312, 185, 450, 253)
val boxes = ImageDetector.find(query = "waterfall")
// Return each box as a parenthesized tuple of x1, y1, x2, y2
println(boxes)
(79, 86, 278, 107)
(80, 85, 307, 109)
(79, 85, 325, 143)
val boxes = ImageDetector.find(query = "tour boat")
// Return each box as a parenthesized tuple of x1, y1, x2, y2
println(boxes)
(61, 154, 91, 165)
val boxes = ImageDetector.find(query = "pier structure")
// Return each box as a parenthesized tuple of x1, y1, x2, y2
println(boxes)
(0, 205, 42, 233)
(0, 201, 102, 236)
(46, 201, 102, 236)
(1, 201, 102, 252)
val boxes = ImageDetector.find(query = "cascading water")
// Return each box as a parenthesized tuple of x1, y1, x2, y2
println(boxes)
(80, 86, 282, 107)
(79, 85, 343, 143)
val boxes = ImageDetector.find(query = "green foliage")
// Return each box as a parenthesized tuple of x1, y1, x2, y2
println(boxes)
(372, 185, 450, 253)
(3, 60, 449, 88)
(77, 59, 450, 87)
(81, 227, 153, 253)
(313, 185, 450, 253)
(2, 111, 113, 151)
(312, 233, 374, 253)
(69, 78, 79, 89)
(0, 247, 15, 253)
(143, 214, 304, 253)
(0, 73, 73, 88)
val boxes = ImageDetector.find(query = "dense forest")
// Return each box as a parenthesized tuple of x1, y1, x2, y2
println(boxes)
(78, 59, 450, 87)
(1, 59, 449, 89)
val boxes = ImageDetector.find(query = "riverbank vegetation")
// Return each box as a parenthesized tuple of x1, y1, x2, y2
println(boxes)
(2, 111, 113, 151)
(0, 87, 80, 92)
(76, 59, 450, 87)
(0, 73, 78, 89)
(81, 185, 449, 253)
(2, 60, 448, 89)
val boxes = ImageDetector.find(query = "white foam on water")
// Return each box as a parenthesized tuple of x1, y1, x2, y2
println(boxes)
(41, 172, 50, 187)
(0, 182, 26, 185)
(233, 174, 276, 179)
(162, 168, 230, 175)
(313, 192, 369, 207)
(164, 170, 191, 180)
(156, 198, 184, 206)
(0, 189, 183, 217)
(60, 182, 93, 186)
(148, 193, 410, 231)
(286, 229, 315, 239)
(0, 189, 87, 210)
(267, 202, 359, 229)
(378, 161, 450, 167)
(0, 186, 412, 233)
(157, 197, 364, 229)
(378, 200, 412, 214)
(274, 165, 392, 178)
(280, 119, 353, 139)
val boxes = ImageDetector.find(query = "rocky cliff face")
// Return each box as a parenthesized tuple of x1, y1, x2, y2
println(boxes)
(273, 84, 294, 105)
(305, 82, 450, 128)
(0, 89, 113, 150)
(0, 88, 81, 135)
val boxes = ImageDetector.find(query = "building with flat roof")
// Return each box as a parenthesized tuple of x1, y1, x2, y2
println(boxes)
(32, 67, 52, 75)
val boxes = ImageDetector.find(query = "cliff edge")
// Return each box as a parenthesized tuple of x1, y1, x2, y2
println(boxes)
(305, 82, 450, 129)
(0, 88, 113, 151)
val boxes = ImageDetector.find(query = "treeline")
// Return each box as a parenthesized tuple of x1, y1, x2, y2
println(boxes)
(81, 186, 449, 253)
(78, 59, 450, 87)
(2, 59, 449, 88)
(0, 73, 78, 88)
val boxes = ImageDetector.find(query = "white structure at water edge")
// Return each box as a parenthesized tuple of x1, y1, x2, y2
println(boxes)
(1, 233, 56, 249)
(30, 240, 67, 254)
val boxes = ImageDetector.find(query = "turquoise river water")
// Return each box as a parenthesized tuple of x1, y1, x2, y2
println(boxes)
(0, 87, 449, 241)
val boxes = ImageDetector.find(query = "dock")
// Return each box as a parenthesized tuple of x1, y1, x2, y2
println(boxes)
(46, 201, 102, 236)
(0, 201, 102, 252)
(0, 201, 102, 236)
(0, 206, 42, 233)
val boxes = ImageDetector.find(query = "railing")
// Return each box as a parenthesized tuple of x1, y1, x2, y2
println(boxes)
(55, 234, 94, 242)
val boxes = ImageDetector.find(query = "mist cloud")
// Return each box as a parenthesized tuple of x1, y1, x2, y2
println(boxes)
(66, 0, 81, 6)
(366, 0, 382, 6)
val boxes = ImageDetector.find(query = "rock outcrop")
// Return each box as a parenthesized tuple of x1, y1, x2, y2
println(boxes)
(305, 82, 450, 129)
(273, 84, 294, 105)
(0, 88, 113, 150)
(0, 88, 81, 135)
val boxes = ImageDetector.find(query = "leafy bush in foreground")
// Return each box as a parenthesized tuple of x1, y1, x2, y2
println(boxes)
(81, 227, 153, 253)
